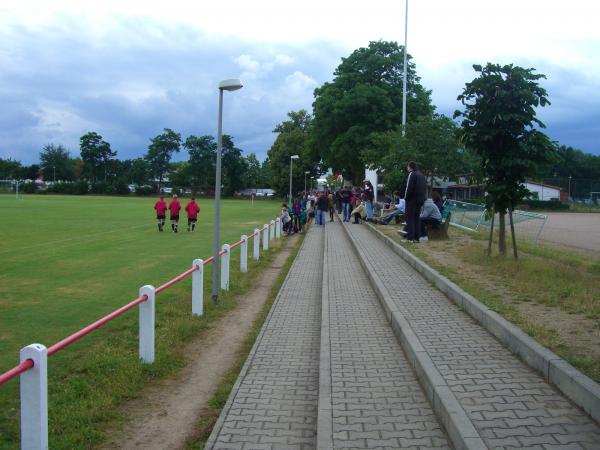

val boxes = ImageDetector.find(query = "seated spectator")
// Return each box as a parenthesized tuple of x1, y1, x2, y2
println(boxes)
(432, 191, 444, 217)
(378, 192, 405, 225)
(419, 195, 442, 241)
(351, 196, 365, 224)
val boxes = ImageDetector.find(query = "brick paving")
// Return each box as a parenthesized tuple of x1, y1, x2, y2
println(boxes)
(206, 226, 323, 450)
(324, 221, 450, 449)
(344, 222, 600, 450)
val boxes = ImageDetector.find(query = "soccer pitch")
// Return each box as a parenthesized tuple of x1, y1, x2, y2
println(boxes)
(0, 194, 281, 447)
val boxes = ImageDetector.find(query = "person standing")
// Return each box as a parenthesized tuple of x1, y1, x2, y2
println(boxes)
(154, 196, 167, 232)
(316, 191, 328, 225)
(168, 194, 181, 233)
(364, 180, 375, 221)
(404, 161, 427, 242)
(327, 191, 335, 222)
(341, 185, 353, 222)
(185, 197, 200, 232)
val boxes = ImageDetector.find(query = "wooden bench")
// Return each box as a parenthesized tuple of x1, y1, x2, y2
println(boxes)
(426, 211, 451, 239)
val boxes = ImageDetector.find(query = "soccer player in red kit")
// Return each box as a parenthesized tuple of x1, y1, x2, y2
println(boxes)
(154, 196, 167, 232)
(168, 195, 181, 233)
(185, 197, 201, 232)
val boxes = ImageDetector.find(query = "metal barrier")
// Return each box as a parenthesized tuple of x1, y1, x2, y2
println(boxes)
(444, 200, 548, 242)
(0, 218, 281, 449)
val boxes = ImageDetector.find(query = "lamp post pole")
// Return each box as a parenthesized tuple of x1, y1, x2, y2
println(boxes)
(402, 0, 408, 136)
(568, 175, 572, 200)
(212, 79, 243, 304)
(304, 171, 309, 193)
(289, 155, 299, 203)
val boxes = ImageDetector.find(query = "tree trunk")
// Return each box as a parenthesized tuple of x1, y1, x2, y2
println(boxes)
(509, 206, 518, 259)
(498, 211, 507, 256)
(486, 208, 495, 256)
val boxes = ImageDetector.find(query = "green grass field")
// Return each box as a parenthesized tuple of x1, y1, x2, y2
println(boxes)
(0, 194, 282, 448)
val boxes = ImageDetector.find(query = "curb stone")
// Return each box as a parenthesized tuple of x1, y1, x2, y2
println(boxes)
(340, 219, 488, 450)
(364, 220, 600, 424)
(316, 226, 333, 450)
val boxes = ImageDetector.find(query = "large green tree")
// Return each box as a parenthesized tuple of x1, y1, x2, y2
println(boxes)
(455, 63, 556, 257)
(144, 128, 181, 187)
(221, 135, 247, 196)
(267, 110, 318, 198)
(242, 153, 263, 188)
(40, 144, 74, 181)
(311, 40, 434, 182)
(184, 135, 216, 191)
(80, 132, 116, 182)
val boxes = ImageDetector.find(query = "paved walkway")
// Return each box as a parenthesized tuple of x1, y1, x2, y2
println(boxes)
(206, 226, 323, 449)
(208, 220, 600, 449)
(344, 222, 600, 449)
(323, 221, 450, 449)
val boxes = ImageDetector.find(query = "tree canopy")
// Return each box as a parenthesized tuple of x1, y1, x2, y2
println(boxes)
(311, 40, 434, 182)
(144, 128, 182, 185)
(455, 63, 556, 256)
(267, 110, 318, 197)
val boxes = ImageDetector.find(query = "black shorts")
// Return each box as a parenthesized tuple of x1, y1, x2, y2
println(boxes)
(170, 215, 179, 221)
(157, 215, 165, 220)
(188, 218, 197, 224)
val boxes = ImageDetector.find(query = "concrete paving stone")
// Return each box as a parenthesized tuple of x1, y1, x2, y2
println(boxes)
(207, 227, 323, 449)
(324, 222, 450, 449)
(344, 222, 600, 450)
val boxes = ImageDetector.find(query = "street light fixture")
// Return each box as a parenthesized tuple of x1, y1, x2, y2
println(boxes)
(304, 171, 310, 193)
(212, 78, 243, 304)
(289, 154, 299, 203)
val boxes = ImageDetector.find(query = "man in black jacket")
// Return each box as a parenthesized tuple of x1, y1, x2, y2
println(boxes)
(404, 161, 427, 242)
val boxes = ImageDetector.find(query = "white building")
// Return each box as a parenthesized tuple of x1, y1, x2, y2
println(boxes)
(524, 181, 562, 201)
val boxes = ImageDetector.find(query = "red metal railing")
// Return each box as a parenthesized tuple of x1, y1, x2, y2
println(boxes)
(0, 218, 279, 386)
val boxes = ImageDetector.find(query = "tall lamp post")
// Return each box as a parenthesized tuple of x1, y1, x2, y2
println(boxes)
(310, 176, 315, 191)
(568, 175, 572, 200)
(401, 0, 408, 136)
(289, 154, 299, 203)
(304, 171, 310, 193)
(212, 78, 243, 304)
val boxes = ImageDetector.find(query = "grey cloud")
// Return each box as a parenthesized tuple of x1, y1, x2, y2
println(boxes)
(0, 18, 344, 163)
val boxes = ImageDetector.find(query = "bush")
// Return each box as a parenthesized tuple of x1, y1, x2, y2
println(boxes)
(47, 182, 89, 195)
(519, 200, 569, 211)
(21, 182, 36, 194)
(105, 181, 130, 196)
(135, 185, 155, 196)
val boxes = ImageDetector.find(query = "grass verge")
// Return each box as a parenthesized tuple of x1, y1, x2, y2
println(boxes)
(1, 237, 284, 450)
(186, 231, 306, 449)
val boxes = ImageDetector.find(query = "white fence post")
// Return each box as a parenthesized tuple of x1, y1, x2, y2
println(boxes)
(262, 225, 269, 251)
(269, 220, 275, 241)
(240, 235, 248, 273)
(275, 218, 281, 239)
(221, 244, 230, 290)
(20, 343, 48, 450)
(253, 229, 260, 261)
(139, 285, 155, 364)
(192, 259, 204, 316)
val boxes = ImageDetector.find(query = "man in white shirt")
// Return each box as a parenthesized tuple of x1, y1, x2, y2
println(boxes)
(379, 192, 405, 225)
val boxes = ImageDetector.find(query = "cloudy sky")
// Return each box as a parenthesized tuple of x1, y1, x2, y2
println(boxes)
(1, 0, 599, 164)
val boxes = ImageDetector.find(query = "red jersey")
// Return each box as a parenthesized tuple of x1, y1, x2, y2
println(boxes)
(168, 199, 181, 216)
(185, 200, 200, 219)
(154, 199, 167, 216)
